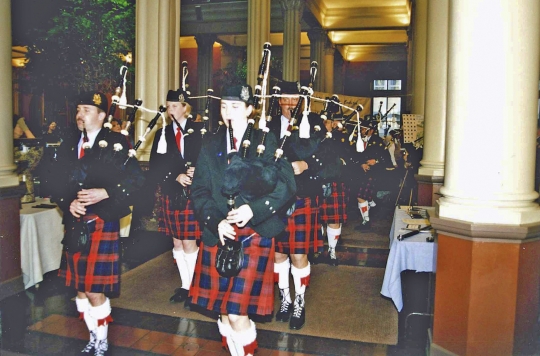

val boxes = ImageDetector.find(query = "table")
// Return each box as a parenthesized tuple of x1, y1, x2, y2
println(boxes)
(380, 206, 437, 311)
(20, 198, 64, 289)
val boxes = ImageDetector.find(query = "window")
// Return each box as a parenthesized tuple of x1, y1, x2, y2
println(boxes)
(373, 80, 402, 91)
(373, 80, 387, 90)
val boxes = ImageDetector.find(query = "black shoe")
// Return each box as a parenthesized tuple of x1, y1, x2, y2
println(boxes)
(328, 248, 338, 266)
(309, 252, 322, 265)
(169, 288, 188, 303)
(174, 286, 184, 294)
(184, 296, 192, 310)
(275, 298, 292, 322)
(289, 300, 305, 330)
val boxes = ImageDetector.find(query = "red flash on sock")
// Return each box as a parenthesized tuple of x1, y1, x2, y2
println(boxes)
(361, 206, 369, 213)
(300, 275, 311, 287)
(244, 340, 258, 356)
(97, 315, 114, 326)
(334, 235, 340, 240)
(78, 312, 85, 320)
(273, 272, 279, 283)
(221, 336, 228, 351)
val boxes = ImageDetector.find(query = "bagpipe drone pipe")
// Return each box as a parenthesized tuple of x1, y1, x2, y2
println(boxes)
(220, 43, 285, 205)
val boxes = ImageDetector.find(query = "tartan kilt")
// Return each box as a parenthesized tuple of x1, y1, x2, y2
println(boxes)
(357, 175, 375, 201)
(190, 226, 275, 317)
(158, 194, 201, 241)
(58, 214, 120, 294)
(319, 182, 348, 224)
(276, 196, 323, 255)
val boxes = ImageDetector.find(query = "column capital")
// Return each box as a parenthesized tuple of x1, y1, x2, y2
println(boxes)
(195, 34, 217, 48)
(324, 44, 335, 56)
(278, 0, 304, 13)
(307, 27, 327, 43)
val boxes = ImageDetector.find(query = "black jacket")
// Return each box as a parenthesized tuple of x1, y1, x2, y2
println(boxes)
(48, 128, 145, 223)
(190, 128, 296, 246)
(267, 112, 333, 198)
(148, 120, 205, 196)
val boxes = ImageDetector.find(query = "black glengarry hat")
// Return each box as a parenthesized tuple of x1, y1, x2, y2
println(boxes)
(278, 80, 301, 95)
(166, 89, 190, 104)
(78, 91, 109, 113)
(361, 117, 379, 130)
(221, 84, 254, 105)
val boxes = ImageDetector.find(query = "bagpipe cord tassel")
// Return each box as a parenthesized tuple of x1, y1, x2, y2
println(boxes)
(118, 65, 128, 109)
(299, 97, 310, 139)
(156, 113, 168, 154)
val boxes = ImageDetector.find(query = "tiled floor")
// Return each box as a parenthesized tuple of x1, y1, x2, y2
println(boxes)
(0, 216, 428, 356)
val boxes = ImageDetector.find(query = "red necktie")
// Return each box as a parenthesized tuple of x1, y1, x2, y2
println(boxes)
(176, 127, 182, 154)
(79, 137, 88, 159)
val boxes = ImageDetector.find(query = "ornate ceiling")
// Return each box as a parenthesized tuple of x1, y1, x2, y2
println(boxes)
(179, 0, 412, 62)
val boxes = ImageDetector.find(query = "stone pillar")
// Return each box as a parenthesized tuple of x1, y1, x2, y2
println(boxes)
(416, 0, 448, 206)
(431, 1, 540, 355)
(410, 0, 427, 115)
(279, 0, 304, 82)
(323, 45, 334, 94)
(134, 0, 180, 161)
(0, 3, 17, 189)
(307, 28, 326, 92)
(333, 52, 345, 95)
(195, 34, 216, 98)
(0, 0, 24, 297)
(247, 0, 270, 86)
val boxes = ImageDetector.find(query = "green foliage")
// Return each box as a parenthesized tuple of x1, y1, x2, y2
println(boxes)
(20, 0, 135, 98)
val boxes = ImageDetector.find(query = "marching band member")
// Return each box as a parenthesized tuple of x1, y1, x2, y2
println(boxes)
(189, 84, 295, 356)
(316, 117, 350, 266)
(49, 92, 145, 356)
(347, 117, 390, 230)
(148, 88, 203, 306)
(268, 80, 326, 330)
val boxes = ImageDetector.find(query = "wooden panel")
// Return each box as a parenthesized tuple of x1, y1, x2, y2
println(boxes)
(0, 196, 22, 281)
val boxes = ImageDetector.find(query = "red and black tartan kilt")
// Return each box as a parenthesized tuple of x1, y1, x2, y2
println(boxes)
(276, 196, 323, 255)
(318, 182, 348, 224)
(158, 194, 201, 241)
(190, 226, 275, 317)
(357, 175, 375, 201)
(58, 213, 120, 294)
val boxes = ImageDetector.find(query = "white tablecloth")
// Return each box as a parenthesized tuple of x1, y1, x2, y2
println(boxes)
(20, 198, 64, 289)
(380, 206, 437, 311)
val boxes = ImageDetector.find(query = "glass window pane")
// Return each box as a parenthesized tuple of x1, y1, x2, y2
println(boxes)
(373, 80, 387, 90)
(388, 80, 402, 90)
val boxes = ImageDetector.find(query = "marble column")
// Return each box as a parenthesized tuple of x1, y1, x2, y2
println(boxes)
(416, 0, 448, 206)
(431, 1, 540, 355)
(134, 0, 180, 162)
(323, 45, 334, 94)
(195, 34, 216, 99)
(410, 0, 427, 116)
(279, 0, 304, 82)
(0, 3, 17, 189)
(307, 28, 326, 92)
(247, 0, 270, 87)
(0, 0, 24, 296)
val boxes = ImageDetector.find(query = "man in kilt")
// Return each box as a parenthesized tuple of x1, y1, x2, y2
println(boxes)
(316, 119, 350, 266)
(347, 117, 391, 230)
(267, 80, 326, 330)
(189, 85, 295, 356)
(149, 88, 203, 306)
(49, 92, 145, 355)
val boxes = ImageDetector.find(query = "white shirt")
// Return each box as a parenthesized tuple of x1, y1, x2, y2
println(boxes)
(173, 120, 187, 157)
(78, 129, 100, 157)
(280, 115, 291, 139)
